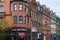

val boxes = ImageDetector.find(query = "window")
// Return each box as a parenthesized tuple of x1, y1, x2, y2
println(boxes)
(14, 16, 17, 24)
(25, 6, 28, 13)
(35, 22, 36, 27)
(0, 5, 4, 12)
(19, 4, 23, 10)
(40, 7, 42, 12)
(14, 4, 17, 11)
(32, 21, 34, 26)
(24, 16, 26, 24)
(27, 18, 29, 25)
(38, 6, 40, 11)
(19, 16, 23, 23)
(36, 22, 38, 27)
(38, 23, 41, 27)
(10, 3, 12, 12)
(34, 21, 35, 26)
(30, 11, 33, 16)
(31, 20, 33, 26)
(0, 0, 3, 2)
(33, 11, 34, 17)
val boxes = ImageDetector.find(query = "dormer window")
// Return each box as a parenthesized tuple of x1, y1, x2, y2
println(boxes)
(38, 5, 43, 12)
(38, 6, 40, 11)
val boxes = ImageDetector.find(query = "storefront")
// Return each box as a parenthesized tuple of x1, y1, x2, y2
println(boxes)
(5, 27, 31, 40)
(31, 27, 37, 40)
(51, 33, 56, 40)
(37, 33, 41, 40)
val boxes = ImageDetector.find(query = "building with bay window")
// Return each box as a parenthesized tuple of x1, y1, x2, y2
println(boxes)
(0, 0, 51, 40)
(50, 11, 56, 40)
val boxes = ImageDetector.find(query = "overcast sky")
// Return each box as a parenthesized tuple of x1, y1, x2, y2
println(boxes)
(36, 0, 60, 17)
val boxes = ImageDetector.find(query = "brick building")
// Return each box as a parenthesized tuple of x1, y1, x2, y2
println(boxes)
(0, 0, 51, 40)
(56, 17, 60, 40)
(41, 5, 51, 40)
(50, 11, 56, 40)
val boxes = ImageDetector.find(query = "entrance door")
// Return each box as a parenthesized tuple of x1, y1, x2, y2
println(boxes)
(18, 38, 24, 40)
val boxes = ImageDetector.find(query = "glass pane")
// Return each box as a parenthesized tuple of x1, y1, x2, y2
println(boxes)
(0, 6, 4, 12)
(19, 16, 23, 23)
(19, 8, 22, 10)
(10, 3, 12, 12)
(24, 16, 26, 24)
(20, 4, 22, 8)
(26, 7, 28, 13)
(14, 4, 17, 10)
(14, 16, 17, 24)
(19, 4, 22, 10)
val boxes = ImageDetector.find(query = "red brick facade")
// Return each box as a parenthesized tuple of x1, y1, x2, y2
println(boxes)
(0, 0, 51, 40)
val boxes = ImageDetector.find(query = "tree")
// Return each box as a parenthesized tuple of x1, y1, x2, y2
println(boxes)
(0, 18, 12, 40)
(0, 18, 12, 31)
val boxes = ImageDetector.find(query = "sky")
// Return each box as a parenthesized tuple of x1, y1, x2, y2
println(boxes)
(36, 0, 60, 17)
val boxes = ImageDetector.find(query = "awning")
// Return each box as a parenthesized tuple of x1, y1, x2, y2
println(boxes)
(17, 32, 26, 39)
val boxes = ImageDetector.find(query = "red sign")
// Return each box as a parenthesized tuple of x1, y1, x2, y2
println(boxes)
(17, 32, 26, 39)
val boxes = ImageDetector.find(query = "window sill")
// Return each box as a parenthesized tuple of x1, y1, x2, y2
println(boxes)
(0, 1, 4, 3)
(0, 12, 5, 15)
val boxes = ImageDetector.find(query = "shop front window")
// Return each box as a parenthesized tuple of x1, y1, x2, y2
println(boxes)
(32, 32, 37, 40)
